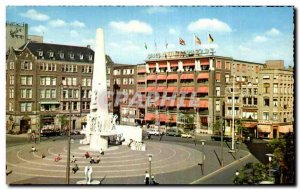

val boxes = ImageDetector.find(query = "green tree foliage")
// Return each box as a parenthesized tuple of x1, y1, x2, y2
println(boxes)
(59, 115, 68, 129)
(267, 132, 295, 184)
(233, 162, 269, 184)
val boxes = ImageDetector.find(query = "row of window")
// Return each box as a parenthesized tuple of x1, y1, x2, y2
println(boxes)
(263, 75, 293, 81)
(38, 51, 93, 61)
(40, 89, 56, 99)
(114, 78, 135, 85)
(40, 63, 56, 71)
(113, 69, 135, 75)
(121, 107, 137, 115)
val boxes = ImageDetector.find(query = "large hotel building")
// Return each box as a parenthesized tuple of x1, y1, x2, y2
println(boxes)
(6, 23, 294, 138)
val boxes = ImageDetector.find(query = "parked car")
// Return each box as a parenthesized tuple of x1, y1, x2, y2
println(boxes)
(166, 129, 182, 137)
(181, 133, 193, 138)
(146, 129, 160, 136)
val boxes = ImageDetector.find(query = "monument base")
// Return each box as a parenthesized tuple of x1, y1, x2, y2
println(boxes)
(90, 134, 108, 151)
(76, 180, 101, 185)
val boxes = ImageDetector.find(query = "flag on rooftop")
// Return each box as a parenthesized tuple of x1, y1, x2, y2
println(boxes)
(179, 38, 186, 46)
(194, 34, 201, 45)
(208, 34, 214, 43)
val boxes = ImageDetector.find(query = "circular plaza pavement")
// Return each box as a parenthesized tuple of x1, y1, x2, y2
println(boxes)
(6, 140, 202, 183)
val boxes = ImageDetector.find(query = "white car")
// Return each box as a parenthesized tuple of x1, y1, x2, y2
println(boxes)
(181, 133, 193, 138)
(146, 129, 160, 136)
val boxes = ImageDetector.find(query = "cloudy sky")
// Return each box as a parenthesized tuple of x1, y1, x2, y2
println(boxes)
(6, 6, 294, 66)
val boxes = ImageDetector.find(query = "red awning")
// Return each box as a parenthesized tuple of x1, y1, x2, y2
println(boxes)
(145, 113, 156, 121)
(198, 100, 209, 108)
(180, 74, 194, 80)
(166, 86, 177, 93)
(170, 61, 178, 67)
(167, 74, 178, 80)
(157, 75, 167, 80)
(178, 99, 196, 107)
(137, 79, 145, 83)
(197, 72, 209, 79)
(197, 86, 209, 93)
(157, 114, 167, 122)
(180, 87, 195, 93)
(183, 60, 195, 66)
(146, 87, 156, 92)
(148, 64, 156, 68)
(147, 74, 156, 80)
(200, 59, 209, 65)
(137, 68, 146, 73)
(157, 87, 167, 92)
(159, 63, 168, 68)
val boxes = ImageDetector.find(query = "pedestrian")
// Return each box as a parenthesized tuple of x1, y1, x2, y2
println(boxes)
(31, 145, 36, 152)
(72, 164, 79, 174)
(54, 154, 62, 162)
(144, 171, 150, 185)
(42, 153, 46, 159)
(150, 175, 159, 185)
(99, 149, 104, 156)
(84, 151, 90, 159)
(71, 155, 77, 163)
(96, 155, 101, 164)
(90, 157, 95, 164)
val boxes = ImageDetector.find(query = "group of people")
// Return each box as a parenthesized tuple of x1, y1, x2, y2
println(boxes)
(144, 171, 159, 185)
(71, 149, 105, 174)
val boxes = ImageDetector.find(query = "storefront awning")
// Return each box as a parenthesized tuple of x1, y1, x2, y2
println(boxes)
(166, 115, 177, 123)
(200, 59, 209, 65)
(244, 122, 257, 128)
(278, 125, 293, 133)
(159, 63, 168, 68)
(180, 74, 194, 80)
(257, 125, 271, 133)
(137, 79, 145, 83)
(183, 60, 195, 66)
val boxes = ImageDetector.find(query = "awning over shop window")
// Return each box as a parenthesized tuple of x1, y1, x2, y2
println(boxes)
(200, 59, 209, 65)
(257, 125, 271, 133)
(244, 122, 257, 128)
(159, 63, 168, 68)
(166, 86, 177, 93)
(183, 60, 195, 66)
(278, 125, 293, 133)
(137, 68, 146, 73)
(157, 87, 167, 92)
(137, 79, 145, 83)
(166, 115, 177, 123)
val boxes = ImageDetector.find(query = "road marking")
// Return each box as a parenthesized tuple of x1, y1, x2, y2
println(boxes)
(189, 152, 252, 184)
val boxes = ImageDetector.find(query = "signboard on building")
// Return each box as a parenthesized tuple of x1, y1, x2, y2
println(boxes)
(147, 48, 215, 60)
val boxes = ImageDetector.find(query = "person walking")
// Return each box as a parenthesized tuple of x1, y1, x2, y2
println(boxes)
(72, 164, 79, 174)
(144, 171, 150, 185)
(71, 155, 77, 163)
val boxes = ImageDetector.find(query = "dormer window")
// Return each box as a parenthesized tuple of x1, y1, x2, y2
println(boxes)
(80, 54, 84, 60)
(70, 53, 74, 59)
(60, 53, 64, 59)
(38, 51, 43, 57)
(49, 52, 54, 57)
(89, 55, 93, 61)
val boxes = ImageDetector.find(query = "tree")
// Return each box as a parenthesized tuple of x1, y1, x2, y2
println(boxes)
(233, 162, 269, 184)
(59, 115, 68, 130)
(267, 132, 295, 184)
(213, 119, 222, 135)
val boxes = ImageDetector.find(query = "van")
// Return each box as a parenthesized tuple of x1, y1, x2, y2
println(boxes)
(166, 128, 182, 137)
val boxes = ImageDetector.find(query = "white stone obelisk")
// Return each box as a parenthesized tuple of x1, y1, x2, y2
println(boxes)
(88, 28, 112, 151)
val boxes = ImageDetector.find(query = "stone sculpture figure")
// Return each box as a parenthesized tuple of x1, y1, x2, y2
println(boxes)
(84, 166, 93, 184)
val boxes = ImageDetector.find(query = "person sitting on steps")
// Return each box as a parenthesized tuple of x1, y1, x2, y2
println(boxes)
(72, 164, 79, 174)
(84, 152, 90, 159)
(71, 155, 77, 163)
(96, 155, 101, 164)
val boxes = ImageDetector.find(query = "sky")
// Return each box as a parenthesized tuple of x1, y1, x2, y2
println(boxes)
(6, 6, 294, 66)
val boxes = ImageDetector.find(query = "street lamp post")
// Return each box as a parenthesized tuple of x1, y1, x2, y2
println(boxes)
(235, 170, 240, 184)
(200, 139, 206, 175)
(266, 153, 274, 178)
(148, 154, 153, 184)
(65, 85, 72, 184)
(231, 74, 235, 150)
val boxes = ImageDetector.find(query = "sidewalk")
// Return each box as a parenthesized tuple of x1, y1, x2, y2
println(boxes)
(6, 133, 29, 138)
